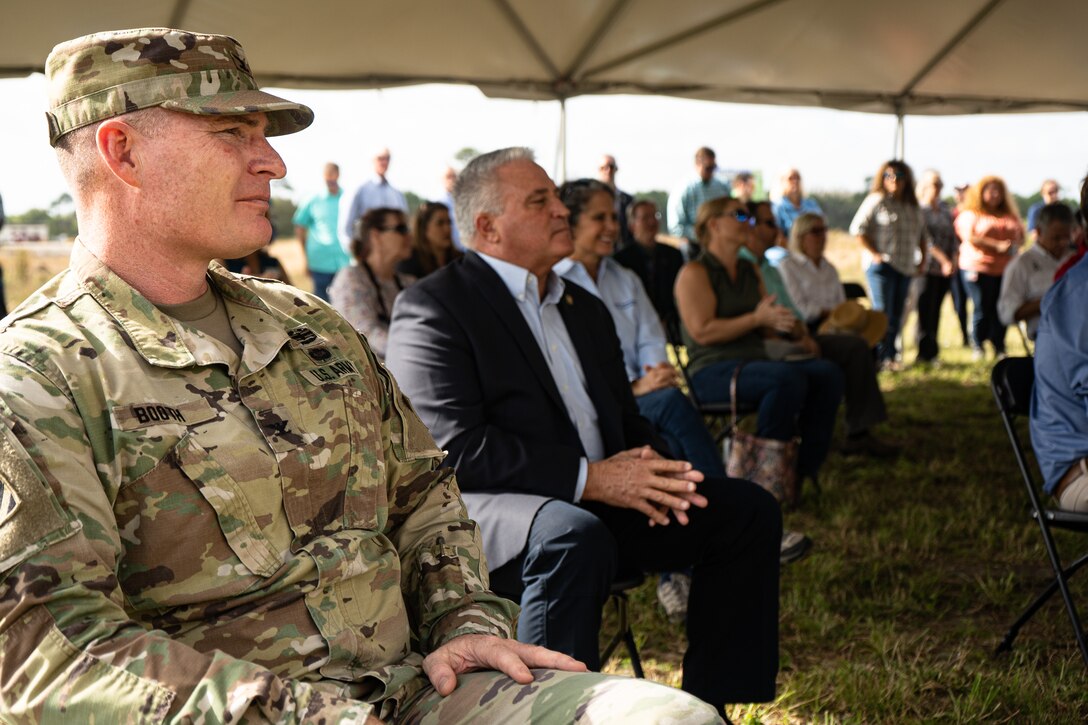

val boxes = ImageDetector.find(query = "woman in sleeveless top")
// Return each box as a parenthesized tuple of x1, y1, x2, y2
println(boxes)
(675, 196, 844, 485)
(329, 206, 415, 359)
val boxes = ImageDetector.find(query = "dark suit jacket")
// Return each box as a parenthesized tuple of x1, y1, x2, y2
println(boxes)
(386, 251, 664, 505)
(613, 241, 684, 327)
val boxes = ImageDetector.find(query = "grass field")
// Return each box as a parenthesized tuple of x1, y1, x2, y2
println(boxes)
(3, 235, 1084, 723)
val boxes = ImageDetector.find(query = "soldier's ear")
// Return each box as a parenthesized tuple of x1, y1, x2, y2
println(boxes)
(95, 119, 142, 189)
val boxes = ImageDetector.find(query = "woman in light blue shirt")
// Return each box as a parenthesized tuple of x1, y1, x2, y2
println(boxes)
(556, 179, 724, 479)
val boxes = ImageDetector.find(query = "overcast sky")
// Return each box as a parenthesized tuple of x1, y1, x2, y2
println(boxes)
(3, 74, 1087, 215)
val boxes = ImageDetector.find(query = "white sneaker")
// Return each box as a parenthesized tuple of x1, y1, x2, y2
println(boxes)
(656, 572, 691, 624)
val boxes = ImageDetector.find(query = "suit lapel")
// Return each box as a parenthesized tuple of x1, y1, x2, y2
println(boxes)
(558, 290, 622, 454)
(465, 253, 570, 418)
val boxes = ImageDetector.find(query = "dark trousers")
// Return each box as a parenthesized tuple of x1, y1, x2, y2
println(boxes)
(915, 274, 951, 362)
(961, 270, 1007, 353)
(814, 333, 887, 435)
(691, 358, 844, 478)
(949, 268, 970, 345)
(310, 270, 337, 302)
(490, 480, 782, 707)
(864, 262, 912, 362)
(636, 387, 725, 477)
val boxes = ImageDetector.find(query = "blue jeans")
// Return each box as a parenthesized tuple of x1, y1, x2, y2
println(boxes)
(310, 270, 337, 302)
(636, 387, 725, 477)
(691, 358, 844, 478)
(961, 270, 1007, 354)
(864, 262, 912, 362)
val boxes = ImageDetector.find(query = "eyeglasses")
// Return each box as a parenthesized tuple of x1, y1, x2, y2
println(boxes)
(884, 171, 905, 180)
(380, 223, 410, 235)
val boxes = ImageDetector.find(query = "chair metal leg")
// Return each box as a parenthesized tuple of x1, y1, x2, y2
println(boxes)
(601, 590, 644, 678)
(995, 549, 1088, 668)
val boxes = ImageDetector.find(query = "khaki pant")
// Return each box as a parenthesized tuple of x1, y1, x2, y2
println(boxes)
(1059, 468, 1088, 512)
(397, 669, 723, 724)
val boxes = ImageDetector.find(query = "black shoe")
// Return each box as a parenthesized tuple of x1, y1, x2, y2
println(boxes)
(841, 432, 901, 459)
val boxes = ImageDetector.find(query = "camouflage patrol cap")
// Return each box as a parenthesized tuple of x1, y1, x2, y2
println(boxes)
(45, 28, 314, 147)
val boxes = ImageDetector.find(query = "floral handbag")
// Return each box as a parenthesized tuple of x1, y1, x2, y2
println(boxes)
(725, 362, 800, 507)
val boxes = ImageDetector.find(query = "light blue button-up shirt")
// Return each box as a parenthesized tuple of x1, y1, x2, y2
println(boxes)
(338, 176, 409, 253)
(555, 257, 668, 383)
(1030, 255, 1088, 493)
(477, 252, 604, 501)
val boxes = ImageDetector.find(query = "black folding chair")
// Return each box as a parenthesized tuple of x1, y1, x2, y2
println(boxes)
(842, 282, 868, 301)
(600, 572, 645, 677)
(991, 357, 1088, 667)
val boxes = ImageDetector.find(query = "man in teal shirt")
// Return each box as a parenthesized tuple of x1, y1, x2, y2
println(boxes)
(293, 162, 350, 300)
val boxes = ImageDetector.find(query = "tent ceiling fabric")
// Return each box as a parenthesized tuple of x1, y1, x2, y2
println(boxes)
(3, 0, 1086, 115)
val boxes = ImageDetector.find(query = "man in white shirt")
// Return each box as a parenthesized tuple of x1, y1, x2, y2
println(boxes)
(999, 202, 1075, 339)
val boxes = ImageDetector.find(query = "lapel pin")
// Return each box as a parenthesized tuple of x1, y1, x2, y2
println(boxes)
(565, 294, 573, 305)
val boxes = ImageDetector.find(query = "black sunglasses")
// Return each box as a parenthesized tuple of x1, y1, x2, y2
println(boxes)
(380, 223, 410, 235)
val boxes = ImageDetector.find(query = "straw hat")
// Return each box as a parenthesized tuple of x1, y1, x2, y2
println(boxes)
(818, 301, 888, 347)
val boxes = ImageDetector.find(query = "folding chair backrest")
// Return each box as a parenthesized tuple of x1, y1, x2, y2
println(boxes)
(843, 282, 868, 301)
(664, 316, 705, 409)
(991, 357, 1044, 510)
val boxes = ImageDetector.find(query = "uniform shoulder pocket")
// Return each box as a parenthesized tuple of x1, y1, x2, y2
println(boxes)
(0, 426, 80, 572)
(374, 363, 443, 462)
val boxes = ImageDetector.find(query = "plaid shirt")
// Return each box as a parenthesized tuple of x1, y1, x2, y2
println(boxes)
(850, 192, 929, 276)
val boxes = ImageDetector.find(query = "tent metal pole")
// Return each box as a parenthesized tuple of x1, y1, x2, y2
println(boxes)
(556, 97, 568, 182)
(894, 113, 905, 160)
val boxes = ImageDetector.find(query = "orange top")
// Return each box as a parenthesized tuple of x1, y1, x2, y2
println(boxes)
(955, 210, 1024, 275)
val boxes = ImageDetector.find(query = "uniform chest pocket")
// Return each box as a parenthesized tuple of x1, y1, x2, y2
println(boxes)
(116, 434, 284, 611)
(275, 378, 388, 545)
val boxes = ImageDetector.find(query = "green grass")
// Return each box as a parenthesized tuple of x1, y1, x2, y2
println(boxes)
(602, 312, 1088, 723)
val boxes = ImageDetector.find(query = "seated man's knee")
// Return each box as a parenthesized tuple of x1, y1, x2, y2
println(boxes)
(525, 501, 616, 574)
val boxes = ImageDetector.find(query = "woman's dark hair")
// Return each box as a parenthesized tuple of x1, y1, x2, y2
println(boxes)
(351, 207, 404, 262)
(747, 199, 772, 218)
(410, 201, 462, 276)
(558, 179, 614, 229)
(870, 159, 919, 206)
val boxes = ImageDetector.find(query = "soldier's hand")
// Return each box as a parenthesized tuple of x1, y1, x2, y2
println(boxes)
(423, 635, 586, 696)
(583, 446, 705, 526)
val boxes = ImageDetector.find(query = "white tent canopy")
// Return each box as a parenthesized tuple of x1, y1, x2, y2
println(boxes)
(3, 0, 1088, 117)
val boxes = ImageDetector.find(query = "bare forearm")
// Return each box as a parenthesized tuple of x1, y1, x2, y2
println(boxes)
(685, 310, 760, 346)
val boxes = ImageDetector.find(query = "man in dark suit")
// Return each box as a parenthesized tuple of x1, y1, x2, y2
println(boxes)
(613, 199, 685, 328)
(386, 147, 781, 714)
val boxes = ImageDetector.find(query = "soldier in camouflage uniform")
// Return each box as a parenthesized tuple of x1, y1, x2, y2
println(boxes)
(0, 27, 723, 724)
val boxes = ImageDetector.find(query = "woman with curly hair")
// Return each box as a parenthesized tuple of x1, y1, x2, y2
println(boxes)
(849, 159, 927, 369)
(954, 175, 1024, 359)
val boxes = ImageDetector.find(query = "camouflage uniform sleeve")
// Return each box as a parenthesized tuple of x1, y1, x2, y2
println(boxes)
(373, 355, 519, 654)
(0, 357, 372, 724)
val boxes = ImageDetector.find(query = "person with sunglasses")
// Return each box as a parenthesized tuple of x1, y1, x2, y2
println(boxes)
(329, 206, 415, 359)
(675, 196, 845, 492)
(849, 160, 928, 370)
